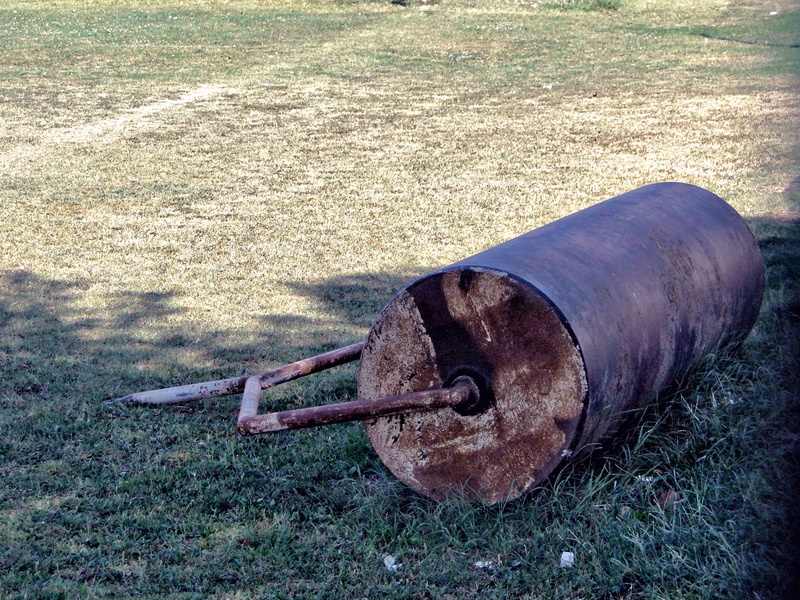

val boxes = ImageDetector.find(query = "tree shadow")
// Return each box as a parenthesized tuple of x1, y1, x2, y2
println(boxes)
(0, 260, 434, 595)
(746, 176, 800, 600)
(0, 267, 428, 406)
(281, 269, 426, 331)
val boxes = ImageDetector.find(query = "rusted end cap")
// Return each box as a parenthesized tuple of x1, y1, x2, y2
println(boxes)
(358, 267, 587, 504)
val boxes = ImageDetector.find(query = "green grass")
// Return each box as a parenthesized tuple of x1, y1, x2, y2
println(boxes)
(1, 0, 799, 598)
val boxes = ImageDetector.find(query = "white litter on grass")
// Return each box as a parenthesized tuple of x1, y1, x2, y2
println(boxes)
(560, 551, 575, 568)
(474, 560, 495, 569)
(383, 555, 401, 572)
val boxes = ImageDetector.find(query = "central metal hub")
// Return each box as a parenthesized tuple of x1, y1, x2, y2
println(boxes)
(446, 370, 492, 416)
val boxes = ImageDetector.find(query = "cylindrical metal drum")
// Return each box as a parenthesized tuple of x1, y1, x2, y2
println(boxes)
(358, 182, 764, 504)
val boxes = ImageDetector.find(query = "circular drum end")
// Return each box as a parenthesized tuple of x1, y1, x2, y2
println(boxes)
(358, 267, 587, 504)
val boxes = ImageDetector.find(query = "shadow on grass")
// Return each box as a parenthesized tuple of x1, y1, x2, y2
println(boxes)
(747, 177, 800, 600)
(0, 267, 427, 402)
(0, 265, 419, 503)
(0, 264, 432, 597)
(2, 190, 800, 597)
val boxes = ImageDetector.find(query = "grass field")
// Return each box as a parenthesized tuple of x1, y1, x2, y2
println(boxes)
(1, 0, 799, 598)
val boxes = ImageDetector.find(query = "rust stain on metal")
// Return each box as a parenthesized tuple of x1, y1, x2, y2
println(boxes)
(359, 268, 587, 505)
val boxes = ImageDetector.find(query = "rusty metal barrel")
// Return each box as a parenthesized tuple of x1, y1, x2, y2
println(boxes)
(357, 182, 763, 504)
(117, 182, 764, 505)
